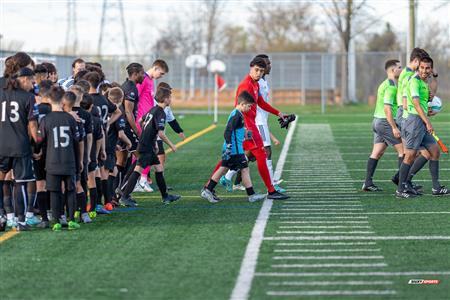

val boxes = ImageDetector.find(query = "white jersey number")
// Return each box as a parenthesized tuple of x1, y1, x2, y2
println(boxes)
(53, 126, 70, 148)
(1, 101, 20, 123)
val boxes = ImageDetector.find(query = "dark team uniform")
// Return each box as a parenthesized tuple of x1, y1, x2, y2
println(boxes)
(137, 106, 166, 168)
(105, 116, 126, 171)
(121, 79, 140, 152)
(0, 86, 38, 181)
(91, 93, 116, 127)
(88, 113, 103, 172)
(73, 106, 93, 180)
(33, 103, 52, 180)
(39, 111, 80, 192)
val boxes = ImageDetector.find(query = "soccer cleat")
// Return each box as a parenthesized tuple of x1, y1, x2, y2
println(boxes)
(143, 181, 154, 192)
(163, 194, 181, 205)
(114, 187, 123, 200)
(248, 193, 266, 203)
(68, 221, 81, 230)
(274, 184, 286, 193)
(60, 215, 68, 227)
(133, 182, 145, 193)
(233, 184, 246, 191)
(74, 210, 80, 220)
(410, 182, 423, 191)
(36, 221, 50, 229)
(88, 211, 97, 219)
(268, 191, 290, 200)
(96, 204, 111, 215)
(219, 176, 233, 192)
(362, 183, 382, 192)
(104, 203, 114, 211)
(52, 223, 62, 232)
(395, 190, 418, 199)
(81, 213, 92, 224)
(120, 196, 137, 207)
(201, 188, 220, 203)
(6, 218, 17, 228)
(16, 222, 32, 231)
(26, 215, 41, 226)
(432, 186, 450, 196)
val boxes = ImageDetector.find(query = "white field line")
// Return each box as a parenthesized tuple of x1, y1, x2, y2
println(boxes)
(229, 117, 297, 300)
(282, 205, 363, 207)
(271, 263, 387, 268)
(278, 226, 371, 229)
(276, 231, 375, 234)
(276, 242, 377, 246)
(280, 208, 364, 211)
(274, 249, 381, 253)
(278, 221, 369, 224)
(272, 256, 385, 260)
(273, 212, 450, 215)
(264, 236, 450, 241)
(282, 201, 362, 204)
(268, 280, 393, 286)
(256, 271, 450, 277)
(266, 290, 397, 296)
(276, 216, 369, 219)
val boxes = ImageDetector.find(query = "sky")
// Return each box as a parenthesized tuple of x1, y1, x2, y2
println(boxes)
(0, 0, 449, 55)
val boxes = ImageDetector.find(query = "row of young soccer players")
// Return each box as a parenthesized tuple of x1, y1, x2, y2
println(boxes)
(0, 52, 181, 232)
(363, 47, 448, 198)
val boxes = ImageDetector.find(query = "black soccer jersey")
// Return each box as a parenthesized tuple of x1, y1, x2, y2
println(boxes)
(39, 111, 80, 175)
(90, 114, 103, 164)
(106, 116, 126, 154)
(0, 87, 38, 157)
(121, 79, 139, 120)
(91, 93, 116, 126)
(137, 105, 166, 153)
(73, 106, 93, 164)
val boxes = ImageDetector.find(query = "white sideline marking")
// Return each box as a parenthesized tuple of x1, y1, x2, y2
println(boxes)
(266, 290, 397, 296)
(272, 256, 384, 260)
(278, 226, 371, 229)
(268, 280, 393, 286)
(276, 242, 377, 246)
(229, 117, 297, 300)
(277, 231, 375, 234)
(265, 236, 450, 241)
(276, 216, 369, 219)
(257, 271, 450, 277)
(283, 201, 361, 204)
(281, 208, 364, 211)
(271, 263, 387, 268)
(278, 221, 369, 224)
(274, 249, 381, 253)
(282, 204, 363, 207)
(274, 211, 450, 215)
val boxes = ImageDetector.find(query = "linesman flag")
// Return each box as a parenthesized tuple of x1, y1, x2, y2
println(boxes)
(216, 74, 226, 92)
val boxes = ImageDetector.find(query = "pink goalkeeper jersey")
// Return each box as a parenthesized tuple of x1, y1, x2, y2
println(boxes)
(136, 72, 155, 134)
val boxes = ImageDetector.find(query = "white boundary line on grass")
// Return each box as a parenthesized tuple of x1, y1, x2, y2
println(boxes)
(229, 117, 297, 300)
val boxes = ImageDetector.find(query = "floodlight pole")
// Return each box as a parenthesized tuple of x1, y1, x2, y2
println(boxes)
(407, 0, 416, 61)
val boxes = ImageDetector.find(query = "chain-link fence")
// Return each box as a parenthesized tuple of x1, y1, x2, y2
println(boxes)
(1, 50, 449, 108)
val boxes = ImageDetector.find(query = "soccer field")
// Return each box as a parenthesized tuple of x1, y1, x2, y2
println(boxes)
(1, 105, 449, 300)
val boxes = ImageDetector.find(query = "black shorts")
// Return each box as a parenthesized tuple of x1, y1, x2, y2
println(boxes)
(121, 126, 139, 152)
(33, 157, 46, 181)
(88, 160, 98, 173)
(137, 151, 160, 169)
(0, 156, 35, 182)
(46, 174, 76, 192)
(156, 140, 165, 155)
(221, 154, 248, 171)
(104, 152, 116, 171)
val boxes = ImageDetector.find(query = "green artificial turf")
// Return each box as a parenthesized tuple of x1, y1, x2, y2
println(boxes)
(1, 105, 449, 300)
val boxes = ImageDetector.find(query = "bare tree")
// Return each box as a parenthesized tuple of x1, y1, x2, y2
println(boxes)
(249, 1, 328, 52)
(321, 0, 379, 102)
(218, 25, 250, 54)
(203, 0, 223, 62)
(367, 23, 401, 52)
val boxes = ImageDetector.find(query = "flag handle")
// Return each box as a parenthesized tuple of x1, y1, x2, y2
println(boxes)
(432, 131, 449, 153)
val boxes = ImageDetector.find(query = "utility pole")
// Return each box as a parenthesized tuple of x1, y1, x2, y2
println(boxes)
(407, 0, 416, 60)
(98, 0, 129, 56)
(65, 0, 78, 55)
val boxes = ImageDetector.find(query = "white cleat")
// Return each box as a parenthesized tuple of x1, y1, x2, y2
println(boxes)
(143, 181, 154, 193)
(248, 193, 266, 203)
(201, 188, 220, 203)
